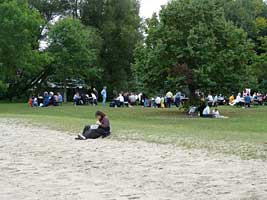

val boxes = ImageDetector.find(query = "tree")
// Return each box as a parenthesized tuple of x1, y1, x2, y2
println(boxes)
(222, 0, 267, 91)
(222, 0, 264, 40)
(47, 18, 102, 102)
(81, 0, 142, 91)
(0, 0, 47, 99)
(28, 0, 76, 21)
(80, 0, 105, 28)
(133, 0, 255, 98)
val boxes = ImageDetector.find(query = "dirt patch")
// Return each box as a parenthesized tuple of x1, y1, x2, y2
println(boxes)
(0, 119, 266, 200)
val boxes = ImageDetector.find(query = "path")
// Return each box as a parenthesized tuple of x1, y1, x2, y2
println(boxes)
(0, 119, 266, 200)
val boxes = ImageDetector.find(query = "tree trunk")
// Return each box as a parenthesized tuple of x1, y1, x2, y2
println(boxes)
(188, 85, 201, 106)
(63, 79, 67, 103)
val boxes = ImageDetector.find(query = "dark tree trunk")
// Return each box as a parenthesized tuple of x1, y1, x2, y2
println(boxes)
(63, 79, 67, 103)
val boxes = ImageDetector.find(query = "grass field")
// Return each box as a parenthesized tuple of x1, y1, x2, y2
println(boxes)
(0, 103, 266, 159)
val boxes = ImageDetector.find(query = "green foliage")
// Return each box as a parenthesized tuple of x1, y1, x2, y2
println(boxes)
(223, 0, 264, 39)
(81, 0, 142, 90)
(28, 0, 78, 21)
(1, 0, 267, 100)
(0, 0, 46, 98)
(222, 0, 267, 91)
(47, 17, 102, 86)
(134, 0, 255, 95)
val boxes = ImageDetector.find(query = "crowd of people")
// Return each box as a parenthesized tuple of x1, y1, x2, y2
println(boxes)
(192, 90, 267, 118)
(109, 91, 189, 108)
(72, 87, 107, 106)
(228, 91, 267, 107)
(28, 92, 63, 107)
(29, 86, 267, 120)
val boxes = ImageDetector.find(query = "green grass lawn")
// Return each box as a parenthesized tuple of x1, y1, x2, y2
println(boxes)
(0, 103, 267, 159)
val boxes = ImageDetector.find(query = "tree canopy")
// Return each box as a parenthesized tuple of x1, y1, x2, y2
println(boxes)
(1, 0, 267, 101)
(134, 0, 256, 96)
(47, 17, 102, 101)
(0, 0, 48, 99)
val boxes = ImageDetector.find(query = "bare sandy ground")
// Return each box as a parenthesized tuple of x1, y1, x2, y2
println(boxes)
(0, 119, 266, 200)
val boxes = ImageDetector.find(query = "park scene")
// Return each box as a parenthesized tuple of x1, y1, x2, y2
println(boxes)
(0, 0, 267, 199)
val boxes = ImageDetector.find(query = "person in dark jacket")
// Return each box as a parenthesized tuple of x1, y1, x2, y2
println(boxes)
(75, 111, 111, 140)
(198, 101, 206, 117)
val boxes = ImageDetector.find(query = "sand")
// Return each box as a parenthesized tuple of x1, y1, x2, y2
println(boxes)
(0, 119, 266, 200)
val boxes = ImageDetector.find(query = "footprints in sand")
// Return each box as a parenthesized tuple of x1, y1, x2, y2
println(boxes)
(0, 119, 267, 200)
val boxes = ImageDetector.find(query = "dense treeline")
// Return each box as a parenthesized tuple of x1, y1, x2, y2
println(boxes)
(0, 0, 141, 100)
(0, 0, 267, 101)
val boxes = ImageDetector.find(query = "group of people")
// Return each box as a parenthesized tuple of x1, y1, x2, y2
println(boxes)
(73, 87, 107, 107)
(191, 90, 267, 118)
(229, 91, 267, 108)
(28, 92, 63, 107)
(109, 91, 188, 108)
(195, 101, 225, 118)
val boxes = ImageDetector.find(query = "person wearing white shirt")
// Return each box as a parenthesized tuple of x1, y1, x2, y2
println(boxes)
(155, 96, 161, 108)
(212, 109, 220, 118)
(116, 94, 124, 107)
(91, 93, 97, 106)
(207, 94, 213, 103)
(236, 93, 241, 103)
(202, 105, 212, 118)
(230, 93, 243, 106)
(213, 95, 218, 107)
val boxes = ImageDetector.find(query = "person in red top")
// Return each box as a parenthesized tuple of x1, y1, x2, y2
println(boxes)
(75, 111, 111, 140)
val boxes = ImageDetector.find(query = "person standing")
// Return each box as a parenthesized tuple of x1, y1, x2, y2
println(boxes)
(244, 93, 251, 108)
(174, 92, 181, 107)
(93, 88, 98, 102)
(91, 92, 97, 106)
(166, 91, 173, 108)
(101, 86, 107, 107)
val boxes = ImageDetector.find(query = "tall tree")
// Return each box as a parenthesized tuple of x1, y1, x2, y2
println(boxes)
(47, 18, 102, 102)
(81, 0, 142, 91)
(0, 0, 47, 99)
(133, 0, 255, 97)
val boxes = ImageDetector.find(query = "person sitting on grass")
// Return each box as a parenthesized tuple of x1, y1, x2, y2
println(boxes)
(57, 92, 63, 106)
(229, 93, 235, 105)
(28, 96, 38, 107)
(212, 108, 228, 119)
(75, 111, 111, 140)
(117, 93, 124, 107)
(202, 103, 213, 118)
(212, 108, 220, 118)
(229, 93, 242, 106)
(73, 92, 81, 106)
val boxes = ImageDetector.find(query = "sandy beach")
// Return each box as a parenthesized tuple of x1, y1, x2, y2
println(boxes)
(0, 119, 266, 200)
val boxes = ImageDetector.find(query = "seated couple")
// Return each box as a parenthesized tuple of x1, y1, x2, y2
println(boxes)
(76, 111, 111, 140)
